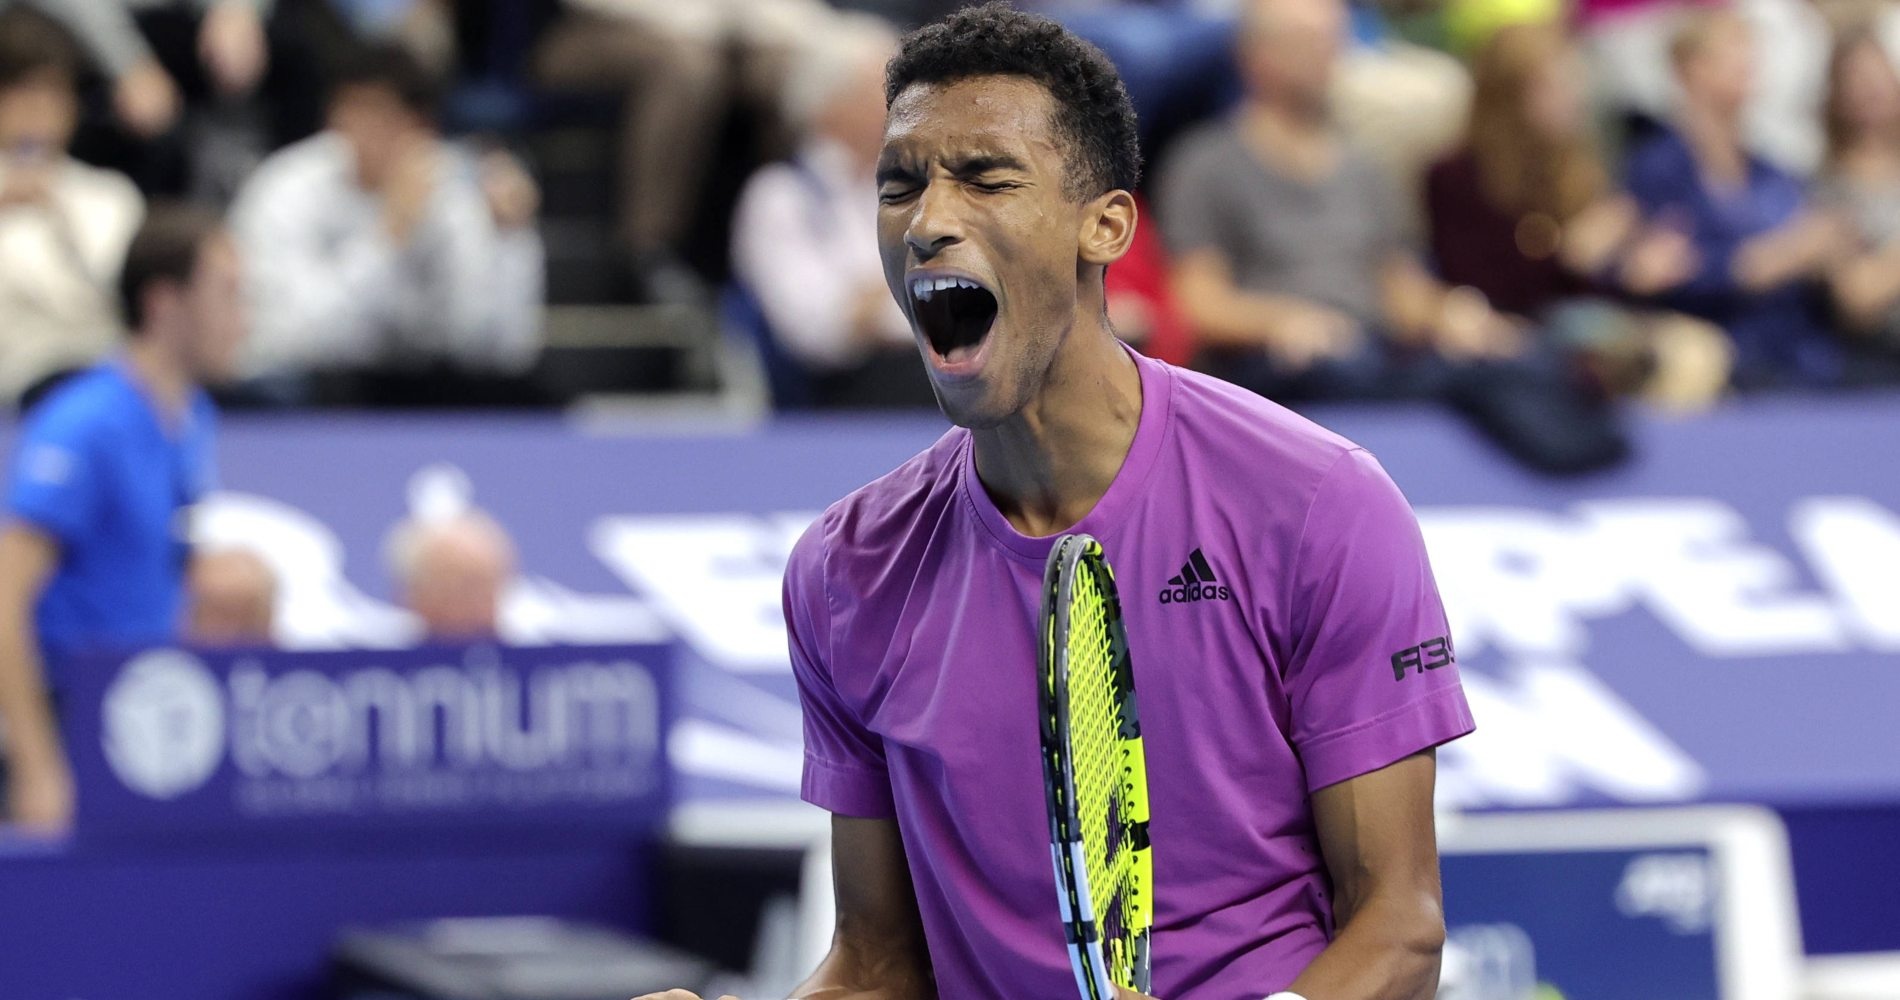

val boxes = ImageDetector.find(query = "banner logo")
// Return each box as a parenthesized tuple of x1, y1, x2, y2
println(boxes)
(102, 650, 227, 799)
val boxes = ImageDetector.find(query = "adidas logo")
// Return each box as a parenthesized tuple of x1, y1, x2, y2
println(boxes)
(1159, 547, 1233, 605)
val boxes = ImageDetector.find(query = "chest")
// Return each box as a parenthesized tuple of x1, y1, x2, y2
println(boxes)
(1227, 171, 1389, 276)
(78, 427, 207, 568)
(829, 521, 1298, 806)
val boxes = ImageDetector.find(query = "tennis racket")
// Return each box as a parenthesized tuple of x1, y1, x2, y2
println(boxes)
(1039, 533, 1153, 999)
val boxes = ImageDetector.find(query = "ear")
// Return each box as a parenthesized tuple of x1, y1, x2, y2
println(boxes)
(1078, 189, 1138, 268)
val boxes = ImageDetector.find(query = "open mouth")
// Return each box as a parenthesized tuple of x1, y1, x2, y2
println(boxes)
(909, 274, 999, 367)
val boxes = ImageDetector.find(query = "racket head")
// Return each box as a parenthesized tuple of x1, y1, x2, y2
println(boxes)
(1039, 533, 1152, 999)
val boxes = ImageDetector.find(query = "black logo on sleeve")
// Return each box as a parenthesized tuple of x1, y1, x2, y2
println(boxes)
(1159, 548, 1233, 605)
(1391, 636, 1455, 681)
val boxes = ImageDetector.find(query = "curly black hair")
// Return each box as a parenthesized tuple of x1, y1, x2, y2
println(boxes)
(885, 2, 1142, 200)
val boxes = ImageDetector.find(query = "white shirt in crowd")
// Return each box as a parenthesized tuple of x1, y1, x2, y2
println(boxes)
(730, 138, 910, 372)
(229, 132, 545, 378)
(0, 157, 142, 403)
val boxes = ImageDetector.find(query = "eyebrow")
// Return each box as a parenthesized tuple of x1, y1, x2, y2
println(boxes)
(875, 152, 1031, 187)
(948, 154, 1029, 177)
(874, 162, 917, 187)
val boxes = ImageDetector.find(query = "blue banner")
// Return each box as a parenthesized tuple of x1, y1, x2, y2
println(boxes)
(59, 642, 674, 843)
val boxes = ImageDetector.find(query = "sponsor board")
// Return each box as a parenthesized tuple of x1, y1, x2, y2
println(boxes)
(62, 643, 672, 837)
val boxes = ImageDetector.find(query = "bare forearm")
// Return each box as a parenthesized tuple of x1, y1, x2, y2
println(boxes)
(0, 611, 62, 767)
(1178, 285, 1312, 349)
(1831, 247, 1900, 332)
(788, 927, 933, 1000)
(1286, 892, 1446, 1000)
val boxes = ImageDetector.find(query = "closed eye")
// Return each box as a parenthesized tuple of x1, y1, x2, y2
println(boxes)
(878, 185, 920, 205)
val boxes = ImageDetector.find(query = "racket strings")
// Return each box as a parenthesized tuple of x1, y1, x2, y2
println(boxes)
(1066, 564, 1136, 947)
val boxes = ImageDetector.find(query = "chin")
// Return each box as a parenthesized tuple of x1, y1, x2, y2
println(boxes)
(931, 376, 1022, 431)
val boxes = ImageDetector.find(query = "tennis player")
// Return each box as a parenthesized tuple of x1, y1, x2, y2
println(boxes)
(638, 4, 1473, 998)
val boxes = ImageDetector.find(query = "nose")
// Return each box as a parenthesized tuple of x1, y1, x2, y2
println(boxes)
(904, 182, 964, 262)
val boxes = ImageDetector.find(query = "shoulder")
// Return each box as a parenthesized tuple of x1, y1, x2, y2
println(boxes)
(58, 160, 143, 212)
(1162, 361, 1367, 489)
(787, 429, 969, 588)
(734, 160, 814, 223)
(12, 367, 135, 470)
(237, 135, 348, 204)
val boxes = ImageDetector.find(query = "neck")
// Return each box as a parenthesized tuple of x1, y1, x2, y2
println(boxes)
(123, 334, 193, 420)
(1680, 102, 1745, 175)
(969, 304, 1142, 538)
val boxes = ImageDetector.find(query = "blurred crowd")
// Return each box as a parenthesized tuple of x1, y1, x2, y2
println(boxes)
(3, 0, 1900, 419)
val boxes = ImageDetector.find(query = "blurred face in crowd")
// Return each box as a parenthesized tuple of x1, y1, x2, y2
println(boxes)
(187, 549, 277, 647)
(330, 82, 430, 190)
(1833, 37, 1900, 140)
(878, 77, 1113, 427)
(176, 231, 249, 384)
(1239, 0, 1345, 114)
(1522, 46, 1590, 144)
(1676, 15, 1755, 119)
(0, 68, 76, 161)
(821, 51, 894, 168)
(401, 517, 514, 640)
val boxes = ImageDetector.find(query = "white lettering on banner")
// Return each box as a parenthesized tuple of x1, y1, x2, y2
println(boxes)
(1575, 499, 1851, 657)
(229, 657, 659, 779)
(104, 649, 663, 812)
(1421, 498, 1879, 659)
(1439, 661, 1707, 808)
(590, 514, 814, 673)
(1419, 509, 1630, 659)
(1791, 497, 1900, 650)
(1615, 853, 1715, 934)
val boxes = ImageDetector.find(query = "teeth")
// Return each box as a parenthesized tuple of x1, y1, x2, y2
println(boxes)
(910, 275, 982, 303)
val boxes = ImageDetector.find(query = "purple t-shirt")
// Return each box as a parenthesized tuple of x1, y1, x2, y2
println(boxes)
(785, 352, 1474, 999)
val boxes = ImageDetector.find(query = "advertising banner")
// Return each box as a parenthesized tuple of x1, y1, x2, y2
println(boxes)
(57, 642, 674, 843)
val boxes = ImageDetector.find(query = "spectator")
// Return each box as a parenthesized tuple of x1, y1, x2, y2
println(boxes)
(229, 44, 545, 405)
(535, 0, 839, 303)
(1625, 9, 1846, 388)
(0, 10, 144, 409)
(1818, 15, 1900, 381)
(0, 204, 244, 834)
(386, 509, 515, 642)
(729, 16, 933, 409)
(1159, 0, 1522, 402)
(185, 546, 276, 646)
(1426, 22, 1731, 409)
(15, 0, 311, 199)
(1576, 0, 1829, 173)
(0, 0, 188, 141)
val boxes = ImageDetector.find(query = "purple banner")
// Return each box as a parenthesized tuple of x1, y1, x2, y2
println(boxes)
(59, 642, 673, 843)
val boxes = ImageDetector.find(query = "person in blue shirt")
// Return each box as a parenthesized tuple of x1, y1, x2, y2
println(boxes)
(0, 203, 246, 835)
(1623, 8, 1849, 388)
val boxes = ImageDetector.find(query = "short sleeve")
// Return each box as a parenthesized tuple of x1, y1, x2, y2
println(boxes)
(1156, 131, 1235, 259)
(785, 513, 896, 818)
(1282, 449, 1474, 791)
(5, 407, 102, 547)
